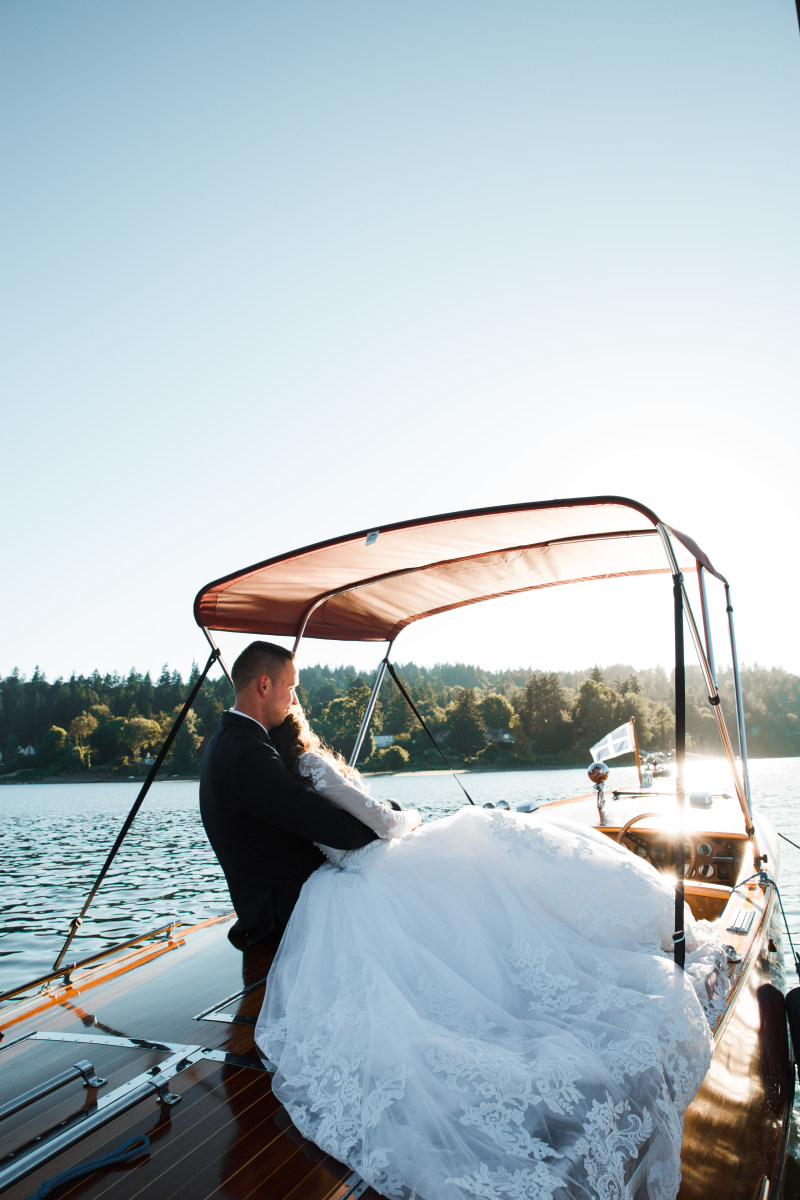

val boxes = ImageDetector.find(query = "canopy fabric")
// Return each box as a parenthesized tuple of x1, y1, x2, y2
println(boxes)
(193, 496, 726, 644)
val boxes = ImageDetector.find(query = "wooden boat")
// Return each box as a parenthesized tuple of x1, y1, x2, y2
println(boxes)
(0, 496, 794, 1200)
(645, 753, 671, 778)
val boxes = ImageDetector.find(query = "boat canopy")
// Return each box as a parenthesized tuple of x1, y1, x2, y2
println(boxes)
(194, 496, 725, 644)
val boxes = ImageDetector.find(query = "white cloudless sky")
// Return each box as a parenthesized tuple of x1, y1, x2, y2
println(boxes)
(2, 1, 799, 686)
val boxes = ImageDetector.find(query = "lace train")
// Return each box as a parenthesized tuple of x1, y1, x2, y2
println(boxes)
(256, 806, 718, 1200)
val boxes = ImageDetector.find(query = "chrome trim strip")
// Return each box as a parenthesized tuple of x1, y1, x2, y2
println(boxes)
(0, 1060, 105, 1122)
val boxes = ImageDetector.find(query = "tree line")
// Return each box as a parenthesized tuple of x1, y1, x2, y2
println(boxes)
(0, 660, 798, 779)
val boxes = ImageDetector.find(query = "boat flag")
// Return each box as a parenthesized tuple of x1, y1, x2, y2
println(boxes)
(590, 721, 636, 762)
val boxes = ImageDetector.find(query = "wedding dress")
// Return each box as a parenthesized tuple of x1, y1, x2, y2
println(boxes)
(255, 754, 726, 1200)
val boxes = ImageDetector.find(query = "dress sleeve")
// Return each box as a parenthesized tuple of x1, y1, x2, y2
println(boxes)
(297, 753, 419, 839)
(233, 737, 378, 850)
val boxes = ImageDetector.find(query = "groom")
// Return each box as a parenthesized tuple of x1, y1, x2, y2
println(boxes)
(200, 640, 378, 948)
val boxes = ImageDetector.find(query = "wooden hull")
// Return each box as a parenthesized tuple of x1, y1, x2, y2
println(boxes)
(679, 892, 793, 1200)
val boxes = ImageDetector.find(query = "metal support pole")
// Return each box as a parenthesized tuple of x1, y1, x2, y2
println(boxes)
(630, 716, 643, 787)
(725, 583, 753, 819)
(656, 525, 761, 863)
(697, 565, 718, 688)
(349, 649, 391, 768)
(51, 646, 221, 972)
(202, 627, 233, 689)
(673, 574, 686, 971)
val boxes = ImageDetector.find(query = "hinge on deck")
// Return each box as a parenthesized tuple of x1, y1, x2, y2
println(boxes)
(339, 1173, 372, 1199)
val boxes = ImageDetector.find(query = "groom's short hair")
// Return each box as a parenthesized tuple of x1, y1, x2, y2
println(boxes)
(231, 641, 295, 692)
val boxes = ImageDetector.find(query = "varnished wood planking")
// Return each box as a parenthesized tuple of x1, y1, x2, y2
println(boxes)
(0, 1039, 169, 1162)
(0, 1059, 351, 1200)
(678, 951, 792, 1198)
(0, 918, 275, 1055)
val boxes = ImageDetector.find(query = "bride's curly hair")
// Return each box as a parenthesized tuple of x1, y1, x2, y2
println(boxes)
(270, 709, 360, 780)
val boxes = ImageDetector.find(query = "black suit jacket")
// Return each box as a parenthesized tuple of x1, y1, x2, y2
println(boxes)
(199, 711, 378, 944)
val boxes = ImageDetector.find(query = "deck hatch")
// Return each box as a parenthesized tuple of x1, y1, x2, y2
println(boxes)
(0, 1034, 202, 1192)
(0, 1031, 272, 1193)
(193, 978, 268, 1026)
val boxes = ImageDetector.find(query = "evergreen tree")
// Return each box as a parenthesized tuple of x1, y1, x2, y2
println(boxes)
(316, 677, 376, 761)
(38, 725, 71, 769)
(1, 659, 800, 767)
(446, 689, 488, 756)
(515, 672, 571, 756)
(69, 712, 98, 769)
(169, 719, 202, 773)
(572, 678, 620, 750)
(3, 732, 20, 770)
(480, 692, 514, 731)
(90, 710, 126, 765)
(382, 682, 417, 735)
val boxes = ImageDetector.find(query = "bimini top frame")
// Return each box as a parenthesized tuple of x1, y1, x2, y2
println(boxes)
(194, 495, 758, 862)
(195, 496, 724, 643)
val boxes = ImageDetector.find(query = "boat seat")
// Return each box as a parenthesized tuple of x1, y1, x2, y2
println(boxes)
(682, 879, 732, 922)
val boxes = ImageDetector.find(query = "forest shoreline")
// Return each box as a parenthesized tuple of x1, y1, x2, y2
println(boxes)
(4, 660, 798, 780)
(0, 750, 782, 787)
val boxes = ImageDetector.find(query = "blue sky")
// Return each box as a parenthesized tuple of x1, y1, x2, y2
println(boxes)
(2, 1, 799, 684)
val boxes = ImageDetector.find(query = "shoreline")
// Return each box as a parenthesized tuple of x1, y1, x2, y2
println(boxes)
(0, 760, 593, 785)
(0, 751, 775, 786)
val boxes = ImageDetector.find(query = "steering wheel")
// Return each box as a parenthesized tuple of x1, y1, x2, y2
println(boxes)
(615, 812, 697, 878)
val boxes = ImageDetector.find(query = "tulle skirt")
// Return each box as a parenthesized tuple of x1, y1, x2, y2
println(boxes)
(256, 805, 722, 1200)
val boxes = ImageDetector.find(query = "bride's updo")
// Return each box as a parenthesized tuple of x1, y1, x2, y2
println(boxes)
(270, 709, 359, 780)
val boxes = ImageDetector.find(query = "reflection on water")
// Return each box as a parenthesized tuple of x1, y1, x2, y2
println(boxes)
(0, 781, 233, 987)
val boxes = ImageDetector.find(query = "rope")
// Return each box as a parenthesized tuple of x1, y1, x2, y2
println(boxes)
(773, 881, 800, 985)
(779, 830, 800, 854)
(774, 833, 800, 971)
(52, 647, 221, 971)
(24, 1134, 150, 1198)
(386, 664, 475, 805)
(734, 867, 800, 985)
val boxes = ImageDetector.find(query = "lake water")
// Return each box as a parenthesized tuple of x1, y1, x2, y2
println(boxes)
(3, 757, 799, 993)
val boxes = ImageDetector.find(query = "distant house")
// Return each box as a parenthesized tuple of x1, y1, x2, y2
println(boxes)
(19, 745, 36, 758)
(373, 734, 395, 749)
(485, 726, 514, 749)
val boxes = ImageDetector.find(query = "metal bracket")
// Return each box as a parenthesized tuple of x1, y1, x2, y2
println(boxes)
(727, 908, 755, 935)
(0, 1059, 106, 1124)
(150, 1078, 182, 1107)
(193, 978, 268, 1025)
(74, 1058, 107, 1089)
(339, 1171, 373, 1198)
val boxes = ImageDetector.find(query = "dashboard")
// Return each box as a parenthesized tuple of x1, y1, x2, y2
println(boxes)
(608, 827, 748, 883)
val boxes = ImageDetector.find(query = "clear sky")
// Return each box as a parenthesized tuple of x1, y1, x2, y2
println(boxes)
(2, 1, 799, 686)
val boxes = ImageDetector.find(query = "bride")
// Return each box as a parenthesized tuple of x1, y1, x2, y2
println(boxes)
(255, 712, 725, 1200)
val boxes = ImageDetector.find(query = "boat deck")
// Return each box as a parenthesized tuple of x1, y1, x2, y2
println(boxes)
(0, 917, 381, 1200)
